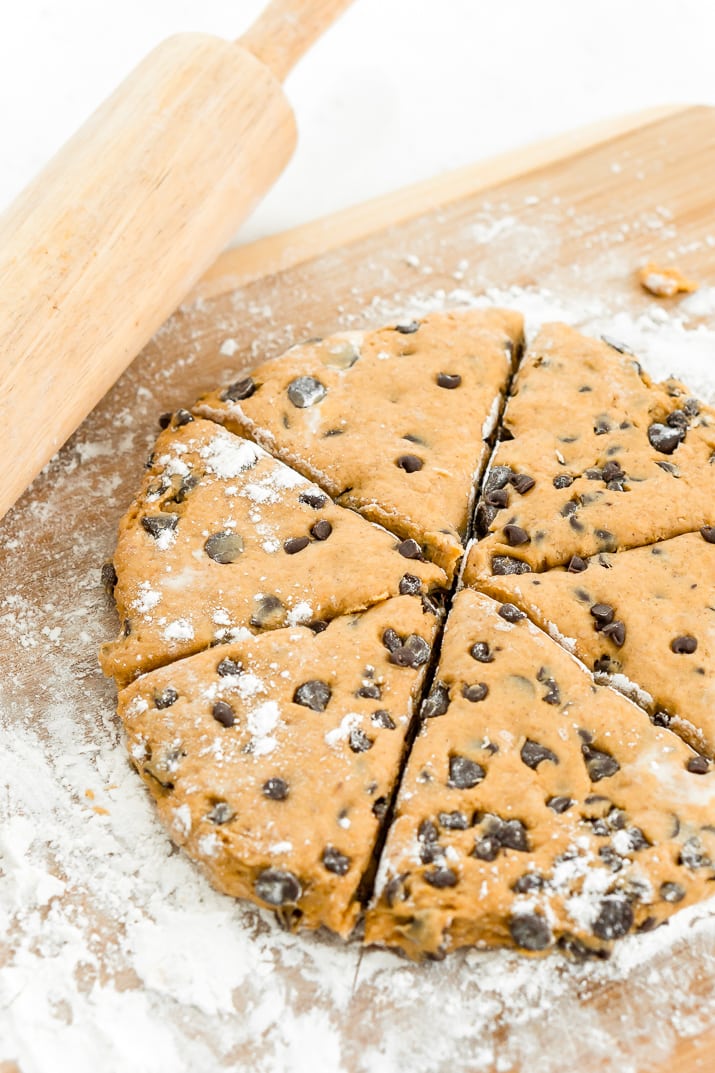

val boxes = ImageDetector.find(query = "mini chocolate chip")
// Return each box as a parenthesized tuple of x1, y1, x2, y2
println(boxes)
(263, 777, 289, 800)
(174, 408, 194, 427)
(511, 473, 536, 495)
(158, 411, 172, 429)
(382, 629, 402, 653)
(310, 520, 332, 541)
(499, 603, 526, 623)
(541, 679, 561, 705)
(687, 756, 710, 774)
(701, 526, 715, 544)
(221, 377, 256, 402)
(322, 846, 351, 875)
(512, 873, 544, 893)
(390, 634, 431, 668)
(594, 417, 611, 435)
(485, 488, 509, 508)
(671, 635, 697, 654)
(590, 603, 615, 628)
(154, 687, 178, 710)
(462, 683, 489, 703)
(397, 538, 423, 560)
(547, 796, 574, 813)
(212, 700, 236, 727)
(470, 641, 493, 663)
(424, 867, 458, 888)
(476, 502, 498, 535)
(398, 573, 422, 595)
(372, 709, 396, 729)
(418, 819, 439, 843)
(437, 372, 461, 389)
(372, 796, 388, 819)
(504, 524, 530, 546)
(601, 620, 626, 646)
(284, 536, 310, 555)
(293, 679, 331, 712)
(660, 881, 686, 903)
(396, 454, 423, 473)
(299, 492, 328, 509)
(349, 728, 373, 753)
(601, 460, 625, 483)
(500, 820, 529, 852)
(473, 836, 500, 861)
(553, 474, 574, 489)
(448, 755, 485, 789)
(648, 422, 684, 454)
(217, 657, 242, 677)
(583, 745, 620, 782)
(255, 869, 302, 906)
(250, 594, 285, 629)
(492, 556, 532, 575)
(438, 811, 468, 830)
(592, 896, 633, 940)
(207, 801, 234, 825)
(509, 913, 552, 951)
(287, 376, 326, 408)
(357, 682, 381, 700)
(667, 409, 689, 430)
(101, 561, 117, 597)
(520, 739, 559, 769)
(585, 468, 603, 481)
(205, 531, 245, 564)
(567, 555, 587, 573)
(141, 513, 178, 539)
(395, 320, 420, 334)
(423, 682, 450, 718)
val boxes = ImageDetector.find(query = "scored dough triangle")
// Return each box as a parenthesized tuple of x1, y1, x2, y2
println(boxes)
(100, 417, 447, 687)
(470, 530, 715, 756)
(117, 595, 441, 938)
(366, 589, 715, 960)
(465, 323, 715, 580)
(194, 308, 524, 578)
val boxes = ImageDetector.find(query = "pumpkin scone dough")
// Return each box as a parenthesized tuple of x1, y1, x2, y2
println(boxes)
(365, 589, 715, 961)
(466, 323, 715, 580)
(100, 417, 447, 687)
(118, 595, 440, 937)
(194, 308, 524, 578)
(470, 530, 715, 756)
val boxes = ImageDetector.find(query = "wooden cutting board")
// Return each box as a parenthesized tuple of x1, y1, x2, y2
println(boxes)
(3, 104, 715, 1073)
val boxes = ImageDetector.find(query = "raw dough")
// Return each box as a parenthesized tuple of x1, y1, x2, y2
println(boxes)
(365, 589, 715, 960)
(194, 308, 524, 578)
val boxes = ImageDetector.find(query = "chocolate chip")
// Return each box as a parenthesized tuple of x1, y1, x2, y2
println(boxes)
(499, 603, 526, 623)
(475, 502, 498, 535)
(293, 680, 331, 711)
(299, 492, 328, 509)
(371, 709, 396, 729)
(504, 524, 530, 546)
(396, 454, 423, 473)
(601, 461, 625, 483)
(590, 603, 615, 628)
(485, 487, 509, 508)
(396, 573, 421, 597)
(217, 657, 242, 677)
(212, 700, 236, 727)
(263, 777, 289, 800)
(470, 641, 493, 662)
(601, 620, 626, 647)
(284, 536, 310, 555)
(322, 846, 351, 875)
(205, 531, 245, 564)
(424, 867, 458, 888)
(686, 756, 710, 774)
(492, 556, 531, 575)
(656, 460, 680, 476)
(437, 373, 461, 389)
(592, 896, 633, 940)
(310, 520, 332, 541)
(473, 836, 500, 861)
(520, 739, 559, 769)
(541, 678, 561, 705)
(680, 836, 710, 869)
(207, 801, 234, 825)
(512, 873, 544, 893)
(395, 320, 420, 334)
(501, 820, 529, 852)
(389, 634, 431, 668)
(671, 635, 697, 654)
(511, 473, 535, 495)
(701, 526, 715, 544)
(660, 881, 686, 903)
(509, 913, 552, 951)
(567, 555, 587, 573)
(553, 474, 574, 489)
(438, 811, 468, 830)
(372, 796, 388, 819)
(287, 376, 326, 407)
(547, 796, 574, 813)
(397, 538, 423, 560)
(462, 683, 489, 703)
(349, 728, 373, 753)
(423, 682, 450, 718)
(174, 408, 194, 427)
(382, 629, 402, 653)
(357, 682, 381, 700)
(648, 422, 684, 454)
(221, 377, 256, 402)
(154, 687, 178, 710)
(255, 869, 302, 906)
(448, 755, 485, 789)
(250, 594, 285, 629)
(158, 411, 172, 429)
(101, 561, 117, 597)
(594, 417, 611, 436)
(172, 474, 199, 504)
(667, 409, 689, 430)
(601, 335, 633, 354)
(141, 513, 178, 539)
(583, 745, 620, 782)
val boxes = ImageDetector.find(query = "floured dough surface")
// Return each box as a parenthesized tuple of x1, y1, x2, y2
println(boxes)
(466, 324, 715, 580)
(471, 531, 715, 756)
(118, 596, 440, 937)
(100, 416, 446, 686)
(365, 590, 715, 960)
(194, 308, 524, 577)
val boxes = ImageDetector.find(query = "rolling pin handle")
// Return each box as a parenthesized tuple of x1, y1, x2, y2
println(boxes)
(239, 0, 353, 81)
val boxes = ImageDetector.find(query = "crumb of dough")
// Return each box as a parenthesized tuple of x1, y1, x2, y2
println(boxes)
(638, 262, 698, 298)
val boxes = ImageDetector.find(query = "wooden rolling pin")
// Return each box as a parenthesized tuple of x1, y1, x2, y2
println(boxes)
(0, 0, 352, 521)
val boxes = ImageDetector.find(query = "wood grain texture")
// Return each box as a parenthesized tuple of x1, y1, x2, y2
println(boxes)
(240, 0, 355, 80)
(2, 105, 715, 1071)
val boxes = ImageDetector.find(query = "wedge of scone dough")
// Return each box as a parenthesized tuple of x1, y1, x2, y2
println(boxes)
(118, 595, 440, 938)
(471, 530, 715, 755)
(100, 417, 447, 687)
(467, 324, 715, 580)
(365, 590, 715, 961)
(194, 308, 523, 578)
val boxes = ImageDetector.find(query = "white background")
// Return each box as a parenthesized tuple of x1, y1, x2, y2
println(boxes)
(1, 1, 715, 244)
